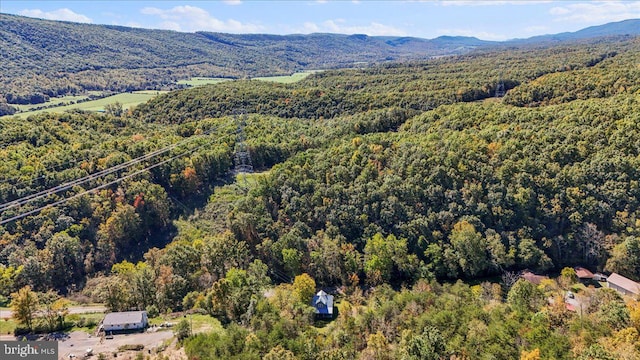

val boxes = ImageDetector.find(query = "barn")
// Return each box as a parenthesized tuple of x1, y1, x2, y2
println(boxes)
(101, 311, 148, 333)
(607, 273, 640, 296)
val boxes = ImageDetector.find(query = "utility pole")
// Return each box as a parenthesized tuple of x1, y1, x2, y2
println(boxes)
(495, 71, 506, 98)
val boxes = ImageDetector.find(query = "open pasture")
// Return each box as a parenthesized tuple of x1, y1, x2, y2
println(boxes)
(5, 91, 165, 118)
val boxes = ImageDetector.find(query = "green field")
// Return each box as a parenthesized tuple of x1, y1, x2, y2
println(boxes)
(149, 313, 223, 334)
(13, 95, 90, 112)
(4, 72, 318, 119)
(177, 77, 232, 86)
(0, 317, 16, 335)
(177, 71, 317, 87)
(253, 71, 315, 83)
(6, 91, 165, 119)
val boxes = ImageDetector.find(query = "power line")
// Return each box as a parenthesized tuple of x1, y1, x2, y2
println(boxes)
(0, 134, 220, 226)
(233, 109, 254, 175)
(0, 126, 218, 212)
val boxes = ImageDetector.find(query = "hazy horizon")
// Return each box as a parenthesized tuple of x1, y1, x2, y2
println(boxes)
(1, 1, 639, 41)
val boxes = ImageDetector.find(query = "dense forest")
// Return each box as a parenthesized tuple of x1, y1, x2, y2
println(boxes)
(1, 23, 640, 359)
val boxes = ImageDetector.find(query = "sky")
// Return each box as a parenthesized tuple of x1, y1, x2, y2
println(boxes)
(1, 1, 639, 41)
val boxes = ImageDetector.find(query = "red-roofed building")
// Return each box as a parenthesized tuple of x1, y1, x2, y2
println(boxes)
(521, 271, 548, 285)
(574, 267, 594, 283)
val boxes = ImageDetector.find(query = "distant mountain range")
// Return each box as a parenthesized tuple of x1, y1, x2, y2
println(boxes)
(508, 18, 640, 44)
(0, 13, 638, 106)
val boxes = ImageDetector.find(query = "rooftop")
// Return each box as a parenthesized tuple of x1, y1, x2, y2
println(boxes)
(574, 267, 594, 279)
(521, 271, 548, 285)
(103, 311, 147, 326)
(312, 290, 334, 315)
(607, 273, 640, 295)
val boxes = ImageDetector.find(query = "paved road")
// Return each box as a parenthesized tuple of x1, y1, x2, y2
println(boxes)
(0, 305, 106, 319)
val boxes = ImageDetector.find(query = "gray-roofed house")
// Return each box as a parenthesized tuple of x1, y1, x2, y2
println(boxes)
(312, 290, 334, 318)
(101, 311, 148, 333)
(607, 273, 640, 296)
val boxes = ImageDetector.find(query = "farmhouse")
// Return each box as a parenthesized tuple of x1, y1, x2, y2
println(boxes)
(312, 290, 334, 318)
(101, 311, 148, 333)
(521, 270, 548, 285)
(606, 273, 640, 296)
(574, 267, 594, 283)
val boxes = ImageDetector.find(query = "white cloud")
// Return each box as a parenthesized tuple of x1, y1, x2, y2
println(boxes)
(19, 8, 92, 23)
(140, 5, 264, 33)
(299, 19, 407, 36)
(301, 22, 319, 33)
(223, 0, 242, 5)
(549, 1, 640, 24)
(437, 28, 507, 41)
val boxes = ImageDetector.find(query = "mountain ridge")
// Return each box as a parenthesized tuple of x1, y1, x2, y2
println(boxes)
(507, 18, 640, 43)
(1, 13, 639, 110)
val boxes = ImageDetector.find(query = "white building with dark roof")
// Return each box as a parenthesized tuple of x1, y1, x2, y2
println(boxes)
(101, 311, 148, 332)
(312, 290, 334, 318)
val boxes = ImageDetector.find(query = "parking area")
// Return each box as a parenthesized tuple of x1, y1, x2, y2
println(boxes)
(57, 330, 174, 359)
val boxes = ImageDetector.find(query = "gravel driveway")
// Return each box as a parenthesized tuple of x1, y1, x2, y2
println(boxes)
(58, 330, 174, 359)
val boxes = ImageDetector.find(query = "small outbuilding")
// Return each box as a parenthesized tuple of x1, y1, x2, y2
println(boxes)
(607, 273, 640, 296)
(101, 311, 148, 333)
(312, 290, 334, 318)
(593, 273, 608, 282)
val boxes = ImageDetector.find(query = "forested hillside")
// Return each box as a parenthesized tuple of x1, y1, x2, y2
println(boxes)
(0, 13, 493, 111)
(2, 30, 640, 359)
(1, 13, 638, 114)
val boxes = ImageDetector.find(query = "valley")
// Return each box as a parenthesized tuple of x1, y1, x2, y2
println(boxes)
(1, 11, 640, 360)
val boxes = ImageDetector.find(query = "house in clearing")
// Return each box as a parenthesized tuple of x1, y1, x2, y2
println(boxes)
(521, 270, 548, 285)
(100, 311, 148, 333)
(607, 273, 640, 296)
(312, 290, 334, 318)
(574, 267, 594, 284)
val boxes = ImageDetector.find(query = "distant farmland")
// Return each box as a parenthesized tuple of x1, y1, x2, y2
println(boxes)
(177, 71, 316, 87)
(3, 72, 317, 119)
(5, 91, 166, 119)
(176, 77, 232, 86)
(253, 71, 315, 83)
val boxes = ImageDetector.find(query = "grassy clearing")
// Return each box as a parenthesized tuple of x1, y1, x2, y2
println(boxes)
(149, 313, 223, 334)
(253, 71, 315, 83)
(13, 95, 89, 112)
(67, 312, 104, 332)
(0, 314, 104, 335)
(7, 92, 165, 119)
(235, 171, 268, 186)
(0, 317, 16, 335)
(186, 314, 224, 334)
(177, 77, 231, 86)
(177, 71, 317, 87)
